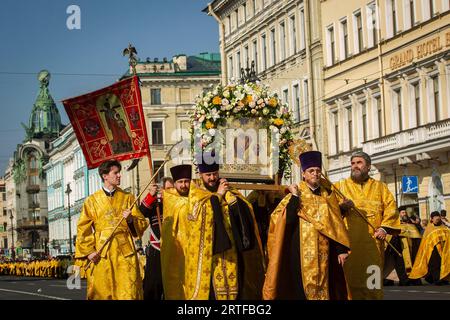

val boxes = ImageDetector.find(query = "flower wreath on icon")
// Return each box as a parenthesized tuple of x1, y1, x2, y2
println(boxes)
(189, 81, 295, 180)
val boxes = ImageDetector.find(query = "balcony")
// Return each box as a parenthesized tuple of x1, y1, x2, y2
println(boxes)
(363, 119, 450, 157)
(26, 184, 40, 194)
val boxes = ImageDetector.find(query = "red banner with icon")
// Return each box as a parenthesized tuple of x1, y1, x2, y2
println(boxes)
(63, 76, 150, 169)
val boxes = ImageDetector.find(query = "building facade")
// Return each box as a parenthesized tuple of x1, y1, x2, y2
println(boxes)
(44, 125, 136, 256)
(206, 0, 326, 183)
(0, 178, 8, 256)
(3, 70, 63, 259)
(321, 0, 450, 218)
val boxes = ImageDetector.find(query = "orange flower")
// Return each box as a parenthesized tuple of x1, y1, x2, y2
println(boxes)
(205, 120, 215, 129)
(212, 96, 222, 105)
(246, 95, 253, 103)
(273, 118, 284, 126)
(269, 97, 278, 107)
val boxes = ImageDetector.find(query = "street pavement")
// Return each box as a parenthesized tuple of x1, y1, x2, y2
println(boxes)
(0, 276, 449, 300)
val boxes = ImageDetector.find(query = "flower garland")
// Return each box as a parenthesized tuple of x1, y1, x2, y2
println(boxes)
(189, 81, 295, 179)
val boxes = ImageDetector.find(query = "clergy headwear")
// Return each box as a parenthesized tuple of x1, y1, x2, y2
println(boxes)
(170, 164, 192, 181)
(430, 211, 440, 218)
(197, 151, 220, 173)
(299, 151, 322, 172)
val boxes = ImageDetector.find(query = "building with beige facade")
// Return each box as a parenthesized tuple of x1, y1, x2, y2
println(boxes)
(321, 0, 450, 218)
(0, 178, 9, 256)
(205, 0, 326, 183)
(129, 53, 221, 188)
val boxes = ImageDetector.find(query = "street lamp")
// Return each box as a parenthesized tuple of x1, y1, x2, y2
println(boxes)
(9, 212, 14, 260)
(65, 183, 73, 255)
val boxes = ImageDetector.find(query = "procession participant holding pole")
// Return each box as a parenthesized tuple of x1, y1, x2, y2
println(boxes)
(75, 160, 148, 300)
(184, 151, 265, 300)
(334, 151, 400, 300)
(263, 151, 351, 300)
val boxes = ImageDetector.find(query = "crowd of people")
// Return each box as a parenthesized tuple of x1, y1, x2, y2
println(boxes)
(0, 256, 73, 278)
(3, 149, 448, 300)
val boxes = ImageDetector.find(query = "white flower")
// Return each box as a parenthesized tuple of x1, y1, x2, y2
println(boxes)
(203, 97, 210, 103)
(210, 108, 220, 121)
(249, 101, 256, 108)
(203, 102, 209, 108)
(269, 125, 279, 133)
(234, 91, 244, 100)
(222, 98, 229, 105)
(264, 98, 269, 104)
(251, 109, 257, 114)
(223, 90, 230, 98)
(280, 127, 287, 134)
(262, 108, 270, 115)
(208, 129, 216, 136)
(257, 98, 264, 105)
(200, 109, 206, 115)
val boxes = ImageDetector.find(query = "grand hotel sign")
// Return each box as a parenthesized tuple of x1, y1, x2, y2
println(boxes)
(389, 30, 450, 71)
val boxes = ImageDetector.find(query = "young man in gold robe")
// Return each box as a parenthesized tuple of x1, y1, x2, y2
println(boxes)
(184, 153, 265, 300)
(75, 159, 149, 300)
(263, 151, 351, 300)
(335, 151, 400, 299)
(409, 211, 450, 285)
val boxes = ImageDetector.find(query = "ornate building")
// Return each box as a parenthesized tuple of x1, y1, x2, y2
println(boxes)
(205, 0, 326, 183)
(4, 70, 63, 258)
(321, 0, 449, 218)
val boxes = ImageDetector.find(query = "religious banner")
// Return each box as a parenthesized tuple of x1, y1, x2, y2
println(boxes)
(63, 76, 150, 169)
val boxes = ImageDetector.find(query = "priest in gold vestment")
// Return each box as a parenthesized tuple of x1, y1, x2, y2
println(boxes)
(160, 164, 192, 300)
(409, 211, 450, 285)
(335, 151, 400, 299)
(75, 160, 149, 300)
(263, 151, 351, 300)
(184, 153, 265, 300)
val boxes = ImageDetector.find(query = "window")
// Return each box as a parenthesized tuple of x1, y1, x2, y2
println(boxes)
(392, 0, 397, 35)
(244, 46, 249, 69)
(235, 9, 239, 29)
(369, 3, 378, 46)
(410, 0, 415, 26)
(236, 51, 241, 76)
(394, 89, 403, 131)
(299, 7, 306, 50)
(429, 0, 435, 17)
(327, 26, 336, 64)
(151, 121, 163, 145)
(227, 15, 231, 34)
(228, 56, 234, 80)
(347, 107, 353, 149)
(280, 22, 286, 61)
(261, 34, 267, 70)
(289, 15, 297, 55)
(153, 161, 165, 183)
(270, 29, 276, 65)
(3, 209, 6, 216)
(252, 40, 258, 72)
(253, 0, 257, 15)
(333, 111, 340, 152)
(303, 79, 309, 120)
(150, 89, 161, 105)
(283, 89, 289, 104)
(432, 76, 440, 121)
(354, 11, 363, 53)
(341, 19, 349, 59)
(293, 84, 300, 122)
(376, 96, 383, 136)
(413, 82, 421, 126)
(2, 193, 5, 202)
(243, 3, 247, 23)
(361, 102, 368, 142)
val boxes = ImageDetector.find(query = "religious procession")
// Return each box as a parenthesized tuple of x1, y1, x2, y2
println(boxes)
(67, 66, 449, 300)
(1, 1, 449, 304)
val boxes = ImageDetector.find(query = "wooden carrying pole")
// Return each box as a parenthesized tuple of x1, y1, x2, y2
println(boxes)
(84, 142, 181, 271)
(320, 173, 402, 257)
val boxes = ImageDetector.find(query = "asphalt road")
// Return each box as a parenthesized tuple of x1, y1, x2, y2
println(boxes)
(0, 276, 449, 300)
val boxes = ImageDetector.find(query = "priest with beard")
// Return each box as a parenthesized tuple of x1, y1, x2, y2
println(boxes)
(184, 151, 265, 300)
(263, 151, 351, 300)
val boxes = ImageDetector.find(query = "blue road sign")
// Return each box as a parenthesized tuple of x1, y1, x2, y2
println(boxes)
(402, 175, 418, 194)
